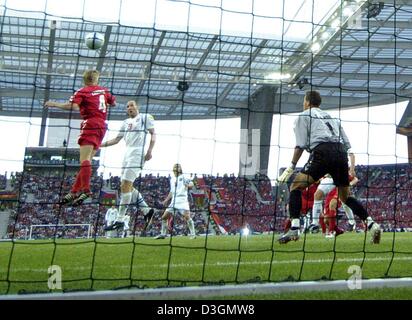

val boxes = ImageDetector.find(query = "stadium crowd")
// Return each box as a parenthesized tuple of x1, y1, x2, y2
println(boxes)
(3, 163, 412, 239)
(0, 174, 6, 190)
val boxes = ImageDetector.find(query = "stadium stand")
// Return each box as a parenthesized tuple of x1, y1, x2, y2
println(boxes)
(0, 174, 6, 190)
(3, 163, 412, 239)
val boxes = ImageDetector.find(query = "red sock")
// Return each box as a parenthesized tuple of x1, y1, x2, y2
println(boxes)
(328, 211, 337, 232)
(319, 216, 327, 234)
(284, 219, 291, 232)
(168, 215, 174, 233)
(79, 160, 92, 193)
(71, 172, 82, 194)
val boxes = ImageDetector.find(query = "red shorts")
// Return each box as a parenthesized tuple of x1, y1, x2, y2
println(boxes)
(78, 118, 107, 150)
(324, 188, 341, 218)
(301, 198, 313, 214)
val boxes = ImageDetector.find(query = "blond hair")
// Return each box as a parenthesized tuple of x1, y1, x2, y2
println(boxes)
(83, 70, 100, 85)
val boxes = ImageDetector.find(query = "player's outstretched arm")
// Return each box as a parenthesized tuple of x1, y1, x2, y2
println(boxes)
(44, 101, 79, 111)
(349, 152, 356, 177)
(100, 136, 122, 148)
(277, 147, 303, 183)
(350, 176, 359, 187)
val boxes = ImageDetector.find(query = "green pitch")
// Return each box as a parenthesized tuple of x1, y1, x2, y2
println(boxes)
(0, 232, 411, 296)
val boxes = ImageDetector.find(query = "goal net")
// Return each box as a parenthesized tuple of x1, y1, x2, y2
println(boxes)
(1, 0, 412, 298)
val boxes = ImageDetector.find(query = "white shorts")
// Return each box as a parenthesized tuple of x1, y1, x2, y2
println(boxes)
(121, 154, 144, 182)
(166, 197, 190, 215)
(317, 177, 335, 196)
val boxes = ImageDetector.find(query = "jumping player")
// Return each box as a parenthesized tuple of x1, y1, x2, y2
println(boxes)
(44, 70, 116, 206)
(101, 100, 156, 232)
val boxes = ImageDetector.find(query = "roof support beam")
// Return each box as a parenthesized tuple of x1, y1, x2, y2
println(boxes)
(96, 26, 112, 72)
(362, 20, 412, 29)
(135, 31, 167, 96)
(0, 109, 240, 121)
(1, 26, 303, 58)
(316, 55, 412, 67)
(0, 67, 267, 84)
(2, 93, 409, 120)
(397, 98, 412, 128)
(309, 71, 411, 82)
(212, 39, 268, 113)
(38, 20, 57, 147)
(0, 88, 247, 109)
(380, 0, 412, 4)
(337, 40, 412, 49)
(289, 1, 370, 84)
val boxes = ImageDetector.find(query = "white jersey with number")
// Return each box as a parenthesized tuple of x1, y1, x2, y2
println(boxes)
(117, 113, 155, 182)
(167, 175, 192, 214)
(117, 113, 155, 162)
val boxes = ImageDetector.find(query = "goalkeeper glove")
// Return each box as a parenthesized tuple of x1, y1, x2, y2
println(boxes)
(277, 164, 295, 183)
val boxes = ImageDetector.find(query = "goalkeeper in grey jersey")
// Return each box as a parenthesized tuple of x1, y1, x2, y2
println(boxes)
(277, 91, 381, 244)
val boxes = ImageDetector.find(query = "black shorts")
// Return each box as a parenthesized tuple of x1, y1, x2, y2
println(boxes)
(301, 142, 349, 187)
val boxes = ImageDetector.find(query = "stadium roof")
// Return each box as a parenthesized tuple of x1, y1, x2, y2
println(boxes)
(1, 0, 412, 121)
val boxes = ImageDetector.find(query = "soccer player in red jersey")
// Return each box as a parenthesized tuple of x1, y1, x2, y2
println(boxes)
(320, 187, 343, 238)
(44, 70, 116, 206)
(320, 174, 357, 238)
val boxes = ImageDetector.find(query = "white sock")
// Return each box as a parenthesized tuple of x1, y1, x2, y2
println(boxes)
(161, 219, 167, 236)
(312, 200, 323, 225)
(366, 216, 375, 229)
(132, 188, 149, 212)
(187, 218, 195, 236)
(342, 203, 355, 225)
(118, 192, 132, 221)
(291, 218, 300, 229)
(304, 215, 310, 230)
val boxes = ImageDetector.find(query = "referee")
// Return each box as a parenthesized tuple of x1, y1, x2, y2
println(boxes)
(277, 90, 381, 244)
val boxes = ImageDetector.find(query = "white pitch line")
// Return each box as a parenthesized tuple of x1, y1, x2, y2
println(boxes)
(1, 255, 412, 273)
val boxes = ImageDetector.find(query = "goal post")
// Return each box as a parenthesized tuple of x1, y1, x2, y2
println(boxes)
(28, 224, 92, 240)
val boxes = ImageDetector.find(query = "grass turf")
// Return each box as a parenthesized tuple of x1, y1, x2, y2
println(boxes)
(0, 232, 411, 297)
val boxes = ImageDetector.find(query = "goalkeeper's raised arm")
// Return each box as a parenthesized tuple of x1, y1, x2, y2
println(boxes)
(277, 147, 304, 183)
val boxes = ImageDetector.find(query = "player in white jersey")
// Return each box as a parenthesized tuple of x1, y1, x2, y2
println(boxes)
(101, 100, 156, 233)
(155, 164, 196, 239)
(104, 205, 118, 238)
